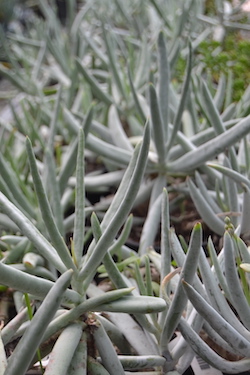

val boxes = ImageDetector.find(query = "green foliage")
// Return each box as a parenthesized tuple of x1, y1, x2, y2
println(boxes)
(175, 35, 250, 103)
(198, 36, 250, 101)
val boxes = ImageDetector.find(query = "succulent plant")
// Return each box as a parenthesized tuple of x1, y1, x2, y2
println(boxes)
(177, 218, 250, 374)
(2, 146, 250, 374)
(1, 0, 250, 249)
(0, 125, 170, 375)
(1, 1, 250, 374)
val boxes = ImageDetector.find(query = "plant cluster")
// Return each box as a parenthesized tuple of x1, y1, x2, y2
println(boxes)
(176, 36, 250, 103)
(0, 0, 250, 374)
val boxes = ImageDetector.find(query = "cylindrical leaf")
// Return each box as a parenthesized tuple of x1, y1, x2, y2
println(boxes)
(5, 269, 73, 375)
(68, 331, 87, 375)
(168, 115, 250, 172)
(79, 124, 150, 290)
(0, 192, 66, 273)
(0, 333, 7, 375)
(161, 223, 202, 353)
(45, 323, 83, 375)
(91, 316, 125, 375)
(179, 317, 250, 373)
(73, 129, 85, 266)
(224, 231, 250, 330)
(149, 83, 166, 165)
(182, 280, 250, 357)
(26, 137, 76, 271)
(108, 105, 133, 152)
(187, 178, 225, 235)
(0, 262, 79, 304)
(95, 295, 166, 314)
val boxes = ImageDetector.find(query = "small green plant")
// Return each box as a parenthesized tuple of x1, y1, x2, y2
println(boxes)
(197, 37, 250, 102)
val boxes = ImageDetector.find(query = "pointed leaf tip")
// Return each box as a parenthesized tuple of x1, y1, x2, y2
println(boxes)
(194, 222, 202, 230)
